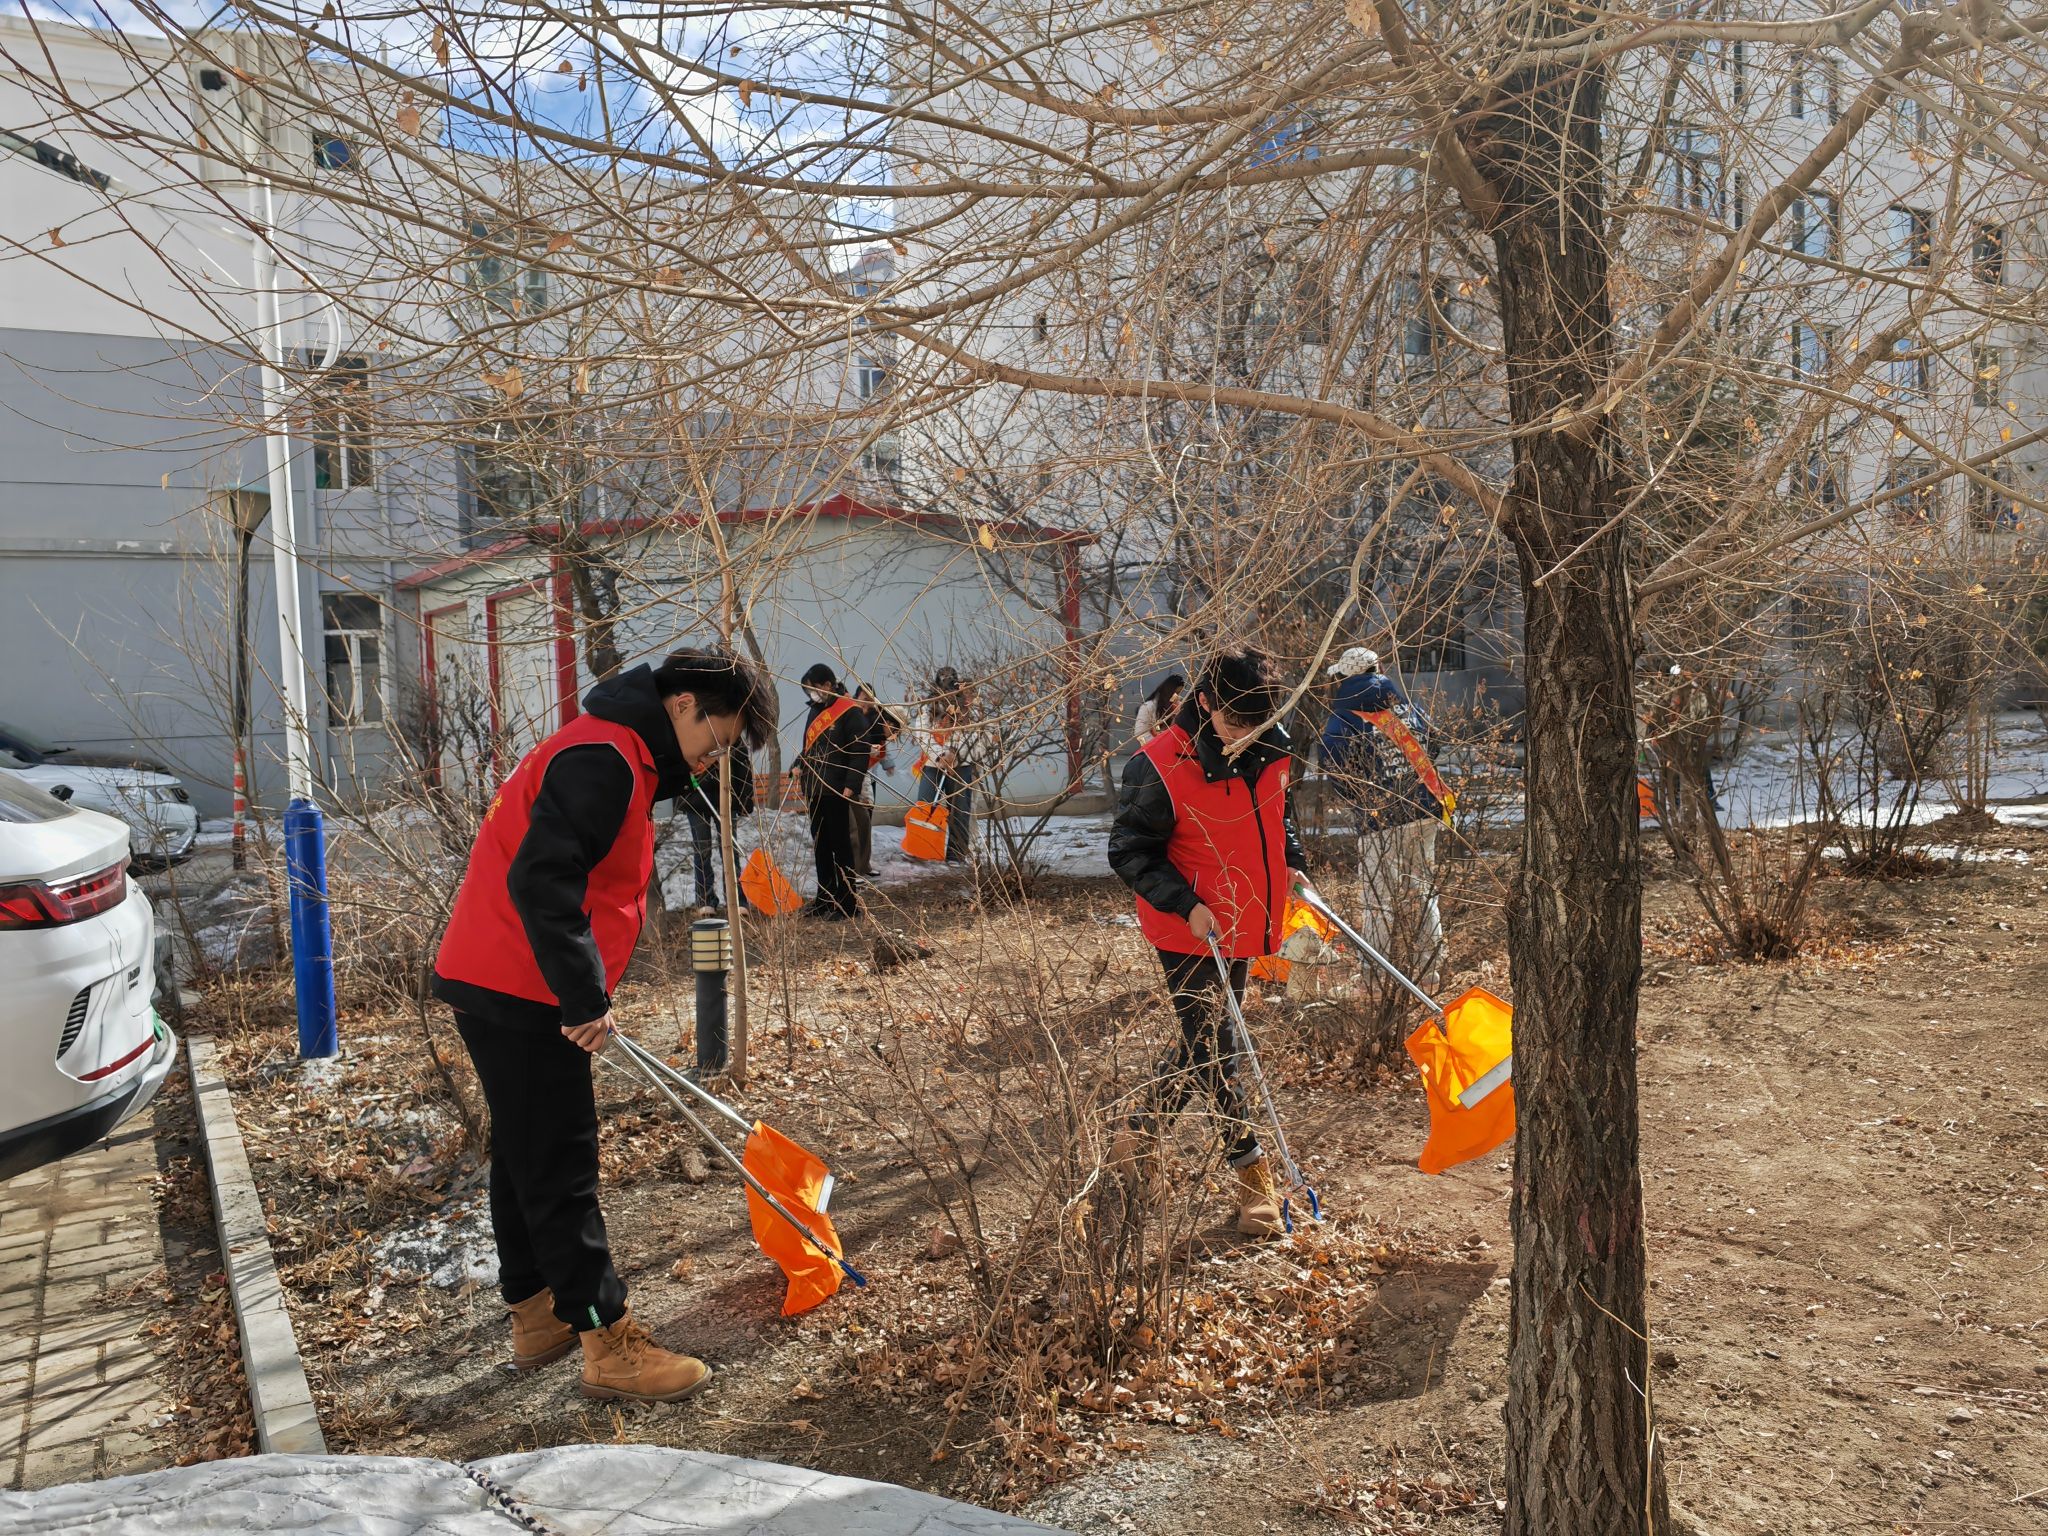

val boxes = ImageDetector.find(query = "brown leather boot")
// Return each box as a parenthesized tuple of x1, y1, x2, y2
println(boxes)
(1234, 1158, 1284, 1238)
(578, 1313, 714, 1403)
(508, 1289, 575, 1371)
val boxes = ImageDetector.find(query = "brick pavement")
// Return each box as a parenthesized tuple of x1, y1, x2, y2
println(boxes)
(0, 1118, 170, 1490)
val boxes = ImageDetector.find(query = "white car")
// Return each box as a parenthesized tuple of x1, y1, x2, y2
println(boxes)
(0, 748, 200, 867)
(0, 773, 176, 1182)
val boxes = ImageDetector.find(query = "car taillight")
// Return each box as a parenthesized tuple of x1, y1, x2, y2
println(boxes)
(0, 861, 128, 929)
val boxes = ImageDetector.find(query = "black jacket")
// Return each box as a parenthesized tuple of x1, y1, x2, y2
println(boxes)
(798, 693, 871, 804)
(1108, 696, 1308, 921)
(432, 665, 690, 1030)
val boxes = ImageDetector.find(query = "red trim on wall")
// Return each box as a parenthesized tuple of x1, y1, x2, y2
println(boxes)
(549, 562, 579, 726)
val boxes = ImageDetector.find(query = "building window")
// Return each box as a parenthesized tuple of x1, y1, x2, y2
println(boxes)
(321, 593, 384, 727)
(1974, 222, 2005, 284)
(1033, 312, 1049, 343)
(1799, 449, 1842, 507)
(1886, 458, 1936, 523)
(305, 354, 373, 491)
(1883, 336, 1929, 398)
(1889, 93, 1929, 144)
(1790, 54, 1806, 119)
(855, 357, 890, 400)
(1401, 617, 1467, 674)
(464, 218, 548, 320)
(1790, 191, 1840, 259)
(1821, 57, 1842, 123)
(463, 410, 553, 523)
(1658, 127, 1725, 217)
(858, 433, 900, 473)
(1969, 470, 2019, 531)
(1791, 321, 1836, 380)
(1974, 345, 2004, 407)
(1889, 205, 1933, 269)
(1396, 277, 1441, 364)
(311, 132, 356, 171)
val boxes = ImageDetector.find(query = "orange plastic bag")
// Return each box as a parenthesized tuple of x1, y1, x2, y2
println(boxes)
(1404, 987, 1516, 1174)
(740, 847, 802, 914)
(1250, 898, 1340, 983)
(742, 1121, 846, 1316)
(903, 801, 949, 861)
(1636, 778, 1658, 821)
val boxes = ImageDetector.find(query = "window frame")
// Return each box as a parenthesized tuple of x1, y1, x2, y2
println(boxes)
(320, 592, 386, 728)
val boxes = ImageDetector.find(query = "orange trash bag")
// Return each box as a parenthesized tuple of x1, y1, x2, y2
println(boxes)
(902, 800, 949, 861)
(1636, 778, 1658, 821)
(741, 847, 802, 914)
(743, 1120, 847, 1316)
(1404, 987, 1516, 1174)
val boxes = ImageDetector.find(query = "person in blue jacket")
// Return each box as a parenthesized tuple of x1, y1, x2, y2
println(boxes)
(1318, 646, 1444, 987)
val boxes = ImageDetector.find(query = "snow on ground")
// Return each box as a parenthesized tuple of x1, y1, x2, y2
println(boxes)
(1709, 711, 2048, 831)
(370, 1194, 496, 1292)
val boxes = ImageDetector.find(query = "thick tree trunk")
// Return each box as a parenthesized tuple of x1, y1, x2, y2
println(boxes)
(1475, 32, 1673, 1536)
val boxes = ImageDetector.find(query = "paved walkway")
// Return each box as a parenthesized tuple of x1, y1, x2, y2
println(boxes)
(0, 1120, 171, 1490)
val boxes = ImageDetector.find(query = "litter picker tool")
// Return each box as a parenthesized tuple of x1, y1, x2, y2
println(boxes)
(1203, 933, 1322, 1230)
(1294, 890, 1515, 1174)
(603, 1032, 866, 1314)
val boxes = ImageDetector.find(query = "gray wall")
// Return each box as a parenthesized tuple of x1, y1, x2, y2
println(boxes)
(0, 327, 415, 818)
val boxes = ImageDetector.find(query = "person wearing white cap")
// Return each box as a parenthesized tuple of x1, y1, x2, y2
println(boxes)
(1317, 646, 1445, 987)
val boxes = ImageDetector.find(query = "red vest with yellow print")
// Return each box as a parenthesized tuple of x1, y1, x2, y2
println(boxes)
(1134, 722, 1292, 959)
(435, 714, 660, 1007)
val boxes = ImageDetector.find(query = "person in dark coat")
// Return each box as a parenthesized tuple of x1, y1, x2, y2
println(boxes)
(1106, 645, 1322, 1238)
(847, 683, 902, 878)
(674, 740, 754, 910)
(1318, 646, 1444, 984)
(796, 663, 868, 919)
(433, 649, 773, 1401)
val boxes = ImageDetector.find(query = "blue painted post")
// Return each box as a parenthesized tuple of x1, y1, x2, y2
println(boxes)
(283, 798, 339, 1059)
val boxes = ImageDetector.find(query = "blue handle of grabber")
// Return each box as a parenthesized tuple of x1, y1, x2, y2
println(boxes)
(837, 1257, 869, 1287)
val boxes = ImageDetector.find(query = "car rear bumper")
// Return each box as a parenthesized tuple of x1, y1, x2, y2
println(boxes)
(0, 1013, 176, 1183)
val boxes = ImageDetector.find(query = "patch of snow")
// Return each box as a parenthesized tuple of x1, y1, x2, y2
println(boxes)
(371, 1195, 495, 1291)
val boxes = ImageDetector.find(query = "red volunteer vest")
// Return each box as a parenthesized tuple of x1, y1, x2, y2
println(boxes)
(1135, 723, 1292, 959)
(436, 714, 661, 1007)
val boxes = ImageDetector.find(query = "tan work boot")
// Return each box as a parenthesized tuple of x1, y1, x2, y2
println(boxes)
(508, 1289, 575, 1372)
(1108, 1126, 1167, 1204)
(1234, 1158, 1285, 1238)
(578, 1312, 714, 1404)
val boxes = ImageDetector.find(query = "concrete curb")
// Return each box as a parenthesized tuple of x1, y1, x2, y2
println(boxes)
(185, 1036, 326, 1456)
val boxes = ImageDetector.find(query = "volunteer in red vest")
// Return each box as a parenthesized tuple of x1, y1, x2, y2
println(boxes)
(433, 649, 772, 1402)
(796, 664, 868, 920)
(1106, 645, 1322, 1238)
(910, 666, 975, 864)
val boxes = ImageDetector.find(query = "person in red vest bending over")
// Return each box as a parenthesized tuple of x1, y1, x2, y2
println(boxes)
(1107, 645, 1322, 1238)
(434, 649, 772, 1403)
(796, 663, 872, 920)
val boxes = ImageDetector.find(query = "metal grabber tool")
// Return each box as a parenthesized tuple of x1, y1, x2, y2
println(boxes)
(1203, 933, 1322, 1230)
(1293, 889, 1512, 1108)
(602, 1031, 868, 1290)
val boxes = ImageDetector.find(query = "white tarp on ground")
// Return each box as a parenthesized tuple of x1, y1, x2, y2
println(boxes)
(0, 1445, 1064, 1535)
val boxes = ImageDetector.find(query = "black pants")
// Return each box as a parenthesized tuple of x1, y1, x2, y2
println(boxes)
(808, 789, 859, 915)
(1137, 947, 1262, 1166)
(455, 1014, 627, 1330)
(683, 805, 722, 906)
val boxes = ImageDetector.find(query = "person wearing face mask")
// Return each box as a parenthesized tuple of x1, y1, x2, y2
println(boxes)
(1106, 645, 1322, 1239)
(434, 648, 773, 1402)
(796, 663, 868, 920)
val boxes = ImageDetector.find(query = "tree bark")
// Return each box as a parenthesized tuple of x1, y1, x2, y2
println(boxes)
(1474, 28, 1672, 1536)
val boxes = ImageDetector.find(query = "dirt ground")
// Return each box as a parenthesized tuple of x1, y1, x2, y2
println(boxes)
(163, 826, 2048, 1535)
